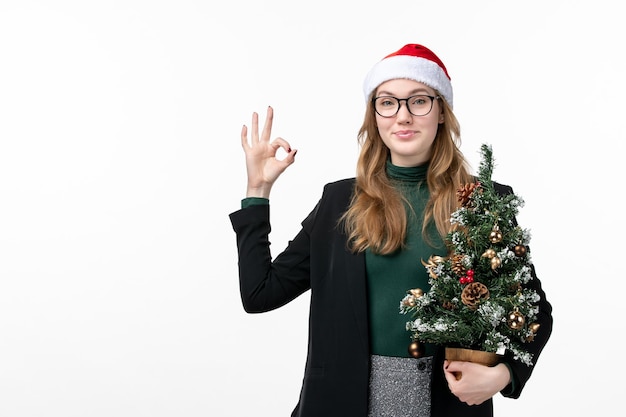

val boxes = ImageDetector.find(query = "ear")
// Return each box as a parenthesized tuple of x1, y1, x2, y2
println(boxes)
(439, 112, 445, 124)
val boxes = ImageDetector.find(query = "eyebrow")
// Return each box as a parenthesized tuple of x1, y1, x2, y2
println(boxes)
(377, 87, 433, 96)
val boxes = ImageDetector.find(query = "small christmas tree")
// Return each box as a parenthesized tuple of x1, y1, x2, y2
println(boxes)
(400, 144, 541, 366)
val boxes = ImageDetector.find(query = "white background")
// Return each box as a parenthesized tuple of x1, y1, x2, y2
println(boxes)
(1, 1, 623, 416)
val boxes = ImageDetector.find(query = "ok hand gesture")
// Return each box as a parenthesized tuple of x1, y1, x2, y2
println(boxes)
(241, 106, 297, 198)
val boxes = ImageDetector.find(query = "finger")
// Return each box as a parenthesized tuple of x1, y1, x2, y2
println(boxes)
(445, 361, 462, 374)
(443, 367, 457, 385)
(269, 138, 297, 168)
(444, 361, 463, 381)
(251, 111, 260, 143)
(270, 137, 292, 155)
(241, 124, 249, 150)
(260, 106, 274, 142)
(283, 148, 298, 165)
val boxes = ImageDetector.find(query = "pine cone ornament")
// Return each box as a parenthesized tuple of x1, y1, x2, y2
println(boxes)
(461, 282, 490, 310)
(451, 254, 466, 276)
(457, 183, 478, 207)
(442, 300, 456, 310)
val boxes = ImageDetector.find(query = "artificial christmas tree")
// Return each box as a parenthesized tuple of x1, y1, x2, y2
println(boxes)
(400, 144, 541, 367)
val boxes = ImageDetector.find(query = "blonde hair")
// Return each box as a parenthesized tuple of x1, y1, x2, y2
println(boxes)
(340, 94, 473, 255)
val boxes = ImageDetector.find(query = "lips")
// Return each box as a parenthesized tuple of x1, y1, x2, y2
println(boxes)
(395, 130, 416, 139)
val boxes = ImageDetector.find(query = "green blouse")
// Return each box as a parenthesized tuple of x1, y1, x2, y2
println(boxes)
(365, 161, 447, 358)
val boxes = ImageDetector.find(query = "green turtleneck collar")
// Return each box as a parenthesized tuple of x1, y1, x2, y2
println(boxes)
(386, 159, 428, 183)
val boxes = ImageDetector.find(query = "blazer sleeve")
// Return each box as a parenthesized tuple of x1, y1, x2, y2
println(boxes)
(493, 182, 554, 398)
(229, 202, 318, 313)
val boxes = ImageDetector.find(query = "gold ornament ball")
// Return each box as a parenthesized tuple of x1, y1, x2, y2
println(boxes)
(408, 340, 425, 358)
(507, 311, 526, 329)
(410, 288, 424, 298)
(490, 256, 501, 270)
(514, 245, 527, 257)
(481, 248, 496, 259)
(489, 230, 503, 243)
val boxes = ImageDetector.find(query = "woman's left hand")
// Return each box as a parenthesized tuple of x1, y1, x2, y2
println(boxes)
(443, 361, 511, 405)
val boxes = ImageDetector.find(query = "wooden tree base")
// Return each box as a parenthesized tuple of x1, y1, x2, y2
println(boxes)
(445, 347, 501, 366)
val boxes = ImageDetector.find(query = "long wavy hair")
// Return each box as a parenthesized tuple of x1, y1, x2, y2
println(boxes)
(340, 91, 473, 255)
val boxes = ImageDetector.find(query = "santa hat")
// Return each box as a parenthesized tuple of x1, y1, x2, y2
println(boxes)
(363, 44, 453, 108)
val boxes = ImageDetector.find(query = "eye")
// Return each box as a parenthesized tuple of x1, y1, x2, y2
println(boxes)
(410, 96, 428, 106)
(378, 97, 397, 107)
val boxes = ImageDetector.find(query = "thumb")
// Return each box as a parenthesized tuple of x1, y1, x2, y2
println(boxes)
(282, 148, 298, 165)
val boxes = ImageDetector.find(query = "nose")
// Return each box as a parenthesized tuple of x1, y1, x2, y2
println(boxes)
(396, 100, 413, 124)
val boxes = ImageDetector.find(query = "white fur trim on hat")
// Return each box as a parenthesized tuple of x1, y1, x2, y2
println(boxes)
(363, 54, 453, 108)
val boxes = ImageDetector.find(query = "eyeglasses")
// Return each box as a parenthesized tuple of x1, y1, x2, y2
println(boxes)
(372, 95, 440, 118)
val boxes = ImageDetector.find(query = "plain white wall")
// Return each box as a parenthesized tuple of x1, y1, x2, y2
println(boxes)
(1, 1, 623, 416)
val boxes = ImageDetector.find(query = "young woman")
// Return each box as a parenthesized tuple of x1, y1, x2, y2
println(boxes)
(230, 43, 552, 417)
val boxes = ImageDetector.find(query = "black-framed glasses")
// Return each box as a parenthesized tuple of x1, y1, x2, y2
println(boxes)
(372, 95, 440, 118)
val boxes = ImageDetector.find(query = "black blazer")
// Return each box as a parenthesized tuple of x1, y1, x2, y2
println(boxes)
(230, 178, 553, 417)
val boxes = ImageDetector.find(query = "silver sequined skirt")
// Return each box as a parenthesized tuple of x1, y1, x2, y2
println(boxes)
(368, 354, 432, 417)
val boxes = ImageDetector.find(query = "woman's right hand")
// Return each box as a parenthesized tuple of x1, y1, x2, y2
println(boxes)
(241, 106, 297, 198)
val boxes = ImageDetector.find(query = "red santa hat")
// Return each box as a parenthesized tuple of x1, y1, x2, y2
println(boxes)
(363, 44, 453, 108)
